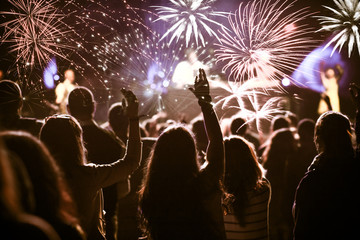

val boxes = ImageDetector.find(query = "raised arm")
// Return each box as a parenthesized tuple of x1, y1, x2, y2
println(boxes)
(90, 89, 142, 189)
(189, 68, 224, 180)
(120, 88, 142, 172)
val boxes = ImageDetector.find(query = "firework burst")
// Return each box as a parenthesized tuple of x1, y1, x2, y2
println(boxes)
(317, 0, 360, 57)
(212, 80, 284, 134)
(215, 0, 315, 87)
(152, 0, 227, 47)
(0, 0, 71, 67)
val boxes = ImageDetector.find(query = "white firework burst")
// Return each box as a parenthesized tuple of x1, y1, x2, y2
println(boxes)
(212, 80, 284, 134)
(317, 0, 360, 57)
(152, 0, 227, 47)
(0, 0, 71, 67)
(215, 0, 315, 86)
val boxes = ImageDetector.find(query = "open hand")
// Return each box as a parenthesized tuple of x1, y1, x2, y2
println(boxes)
(189, 68, 211, 103)
(121, 88, 139, 119)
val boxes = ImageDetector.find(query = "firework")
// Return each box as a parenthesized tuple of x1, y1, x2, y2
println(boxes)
(317, 0, 360, 57)
(215, 0, 315, 87)
(212, 80, 284, 134)
(152, 0, 227, 47)
(0, 0, 71, 67)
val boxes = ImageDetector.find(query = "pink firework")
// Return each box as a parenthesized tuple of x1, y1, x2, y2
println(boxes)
(215, 0, 315, 87)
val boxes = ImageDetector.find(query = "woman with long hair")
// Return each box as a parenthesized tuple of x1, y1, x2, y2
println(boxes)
(293, 111, 359, 240)
(139, 69, 225, 240)
(1, 131, 84, 239)
(262, 129, 297, 240)
(40, 89, 142, 240)
(0, 136, 61, 240)
(223, 136, 270, 240)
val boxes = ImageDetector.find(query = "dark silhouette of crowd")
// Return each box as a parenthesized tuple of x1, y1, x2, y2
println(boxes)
(0, 69, 359, 240)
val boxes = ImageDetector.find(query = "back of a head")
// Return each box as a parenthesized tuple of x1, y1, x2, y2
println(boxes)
(315, 111, 353, 157)
(191, 118, 208, 152)
(230, 117, 247, 136)
(0, 131, 63, 220)
(0, 137, 23, 219)
(263, 129, 296, 167)
(271, 115, 290, 132)
(224, 136, 263, 191)
(108, 102, 128, 132)
(67, 87, 94, 120)
(40, 115, 85, 169)
(149, 125, 198, 178)
(297, 118, 315, 142)
(0, 80, 22, 116)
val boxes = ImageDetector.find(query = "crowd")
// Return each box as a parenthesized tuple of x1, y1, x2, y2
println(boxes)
(0, 68, 359, 240)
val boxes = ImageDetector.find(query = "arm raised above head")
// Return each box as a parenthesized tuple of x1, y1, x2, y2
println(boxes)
(189, 69, 224, 180)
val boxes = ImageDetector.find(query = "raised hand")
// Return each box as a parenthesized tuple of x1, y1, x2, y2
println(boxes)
(121, 88, 139, 119)
(189, 68, 211, 105)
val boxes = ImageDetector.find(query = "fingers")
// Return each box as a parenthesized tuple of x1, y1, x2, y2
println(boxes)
(121, 88, 138, 103)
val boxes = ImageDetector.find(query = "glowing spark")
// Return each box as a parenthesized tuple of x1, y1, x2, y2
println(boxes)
(152, 0, 227, 46)
(316, 0, 360, 57)
(0, 0, 71, 67)
(215, 0, 315, 87)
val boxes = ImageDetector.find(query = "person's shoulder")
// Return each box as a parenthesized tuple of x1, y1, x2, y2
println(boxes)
(18, 117, 43, 135)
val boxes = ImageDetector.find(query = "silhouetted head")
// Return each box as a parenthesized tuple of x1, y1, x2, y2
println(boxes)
(1, 131, 77, 224)
(40, 115, 86, 171)
(0, 137, 24, 219)
(190, 118, 208, 153)
(230, 117, 247, 136)
(314, 111, 353, 157)
(297, 118, 315, 142)
(271, 115, 290, 132)
(67, 87, 95, 121)
(64, 69, 75, 84)
(0, 80, 22, 116)
(143, 125, 199, 188)
(224, 136, 264, 191)
(263, 129, 296, 166)
(224, 136, 265, 225)
(108, 102, 128, 135)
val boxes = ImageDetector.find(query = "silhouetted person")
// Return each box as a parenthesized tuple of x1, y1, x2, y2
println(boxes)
(139, 69, 226, 240)
(191, 117, 208, 162)
(258, 115, 290, 157)
(223, 136, 270, 240)
(102, 102, 129, 144)
(271, 115, 290, 132)
(0, 137, 61, 240)
(40, 89, 141, 240)
(295, 119, 317, 177)
(67, 87, 126, 240)
(0, 80, 42, 136)
(230, 117, 260, 153)
(116, 136, 156, 240)
(293, 111, 359, 240)
(262, 129, 297, 240)
(1, 131, 84, 239)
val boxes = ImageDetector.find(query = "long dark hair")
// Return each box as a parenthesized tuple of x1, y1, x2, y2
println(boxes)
(224, 136, 266, 225)
(0, 131, 79, 226)
(262, 129, 296, 169)
(40, 115, 86, 177)
(139, 125, 210, 239)
(314, 111, 354, 159)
